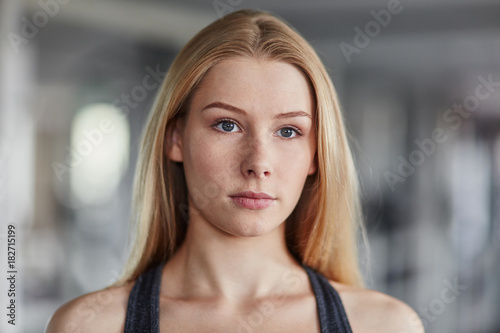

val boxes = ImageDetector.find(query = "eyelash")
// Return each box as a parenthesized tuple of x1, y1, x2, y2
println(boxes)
(212, 118, 304, 139)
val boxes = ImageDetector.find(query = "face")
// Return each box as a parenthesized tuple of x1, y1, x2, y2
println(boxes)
(167, 57, 317, 237)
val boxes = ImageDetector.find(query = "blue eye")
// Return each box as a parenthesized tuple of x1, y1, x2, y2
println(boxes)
(279, 127, 297, 138)
(212, 118, 303, 139)
(215, 120, 240, 133)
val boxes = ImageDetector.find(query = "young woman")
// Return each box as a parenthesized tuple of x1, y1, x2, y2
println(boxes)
(47, 9, 424, 333)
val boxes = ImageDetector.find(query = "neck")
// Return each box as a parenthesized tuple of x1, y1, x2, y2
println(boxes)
(162, 214, 308, 303)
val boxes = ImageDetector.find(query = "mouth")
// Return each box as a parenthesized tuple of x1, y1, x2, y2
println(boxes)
(229, 191, 276, 210)
(229, 190, 276, 200)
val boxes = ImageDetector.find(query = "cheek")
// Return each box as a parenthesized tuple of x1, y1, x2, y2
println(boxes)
(184, 134, 236, 188)
(278, 142, 314, 170)
(277, 143, 315, 191)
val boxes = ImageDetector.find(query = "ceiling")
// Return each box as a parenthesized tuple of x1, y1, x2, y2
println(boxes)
(23, 0, 500, 48)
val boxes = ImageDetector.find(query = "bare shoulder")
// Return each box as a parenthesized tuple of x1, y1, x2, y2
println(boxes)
(45, 282, 134, 333)
(329, 280, 425, 333)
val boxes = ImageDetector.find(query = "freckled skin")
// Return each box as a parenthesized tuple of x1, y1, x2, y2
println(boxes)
(168, 57, 317, 237)
(46, 57, 425, 333)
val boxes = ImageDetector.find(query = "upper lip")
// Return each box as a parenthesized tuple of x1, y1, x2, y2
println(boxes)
(229, 191, 276, 199)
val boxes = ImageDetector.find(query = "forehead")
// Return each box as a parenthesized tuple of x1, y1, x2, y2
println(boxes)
(191, 57, 315, 116)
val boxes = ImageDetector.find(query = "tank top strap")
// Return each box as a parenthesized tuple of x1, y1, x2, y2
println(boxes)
(303, 264, 353, 333)
(124, 262, 352, 333)
(124, 262, 164, 333)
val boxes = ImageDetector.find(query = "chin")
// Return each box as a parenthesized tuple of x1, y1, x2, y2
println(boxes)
(218, 220, 278, 238)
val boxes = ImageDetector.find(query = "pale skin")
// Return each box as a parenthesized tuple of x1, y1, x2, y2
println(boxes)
(46, 57, 425, 332)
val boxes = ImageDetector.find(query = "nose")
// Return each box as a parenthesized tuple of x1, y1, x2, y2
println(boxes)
(240, 136, 272, 179)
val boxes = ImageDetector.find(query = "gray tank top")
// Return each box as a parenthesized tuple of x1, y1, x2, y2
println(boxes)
(124, 262, 353, 332)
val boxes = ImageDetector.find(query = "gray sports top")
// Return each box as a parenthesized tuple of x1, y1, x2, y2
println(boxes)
(124, 262, 353, 332)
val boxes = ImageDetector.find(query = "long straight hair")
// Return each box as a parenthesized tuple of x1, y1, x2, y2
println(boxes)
(115, 9, 368, 287)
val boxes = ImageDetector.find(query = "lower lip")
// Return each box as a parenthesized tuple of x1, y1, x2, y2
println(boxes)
(230, 196, 275, 210)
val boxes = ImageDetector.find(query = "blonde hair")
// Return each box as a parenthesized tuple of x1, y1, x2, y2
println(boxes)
(115, 9, 368, 287)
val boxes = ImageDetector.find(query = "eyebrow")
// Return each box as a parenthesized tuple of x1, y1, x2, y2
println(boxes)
(201, 102, 312, 120)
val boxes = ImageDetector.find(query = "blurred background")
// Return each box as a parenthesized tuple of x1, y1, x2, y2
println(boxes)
(1, 0, 499, 332)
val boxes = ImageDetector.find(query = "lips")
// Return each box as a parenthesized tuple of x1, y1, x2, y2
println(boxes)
(229, 191, 276, 200)
(229, 191, 276, 210)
